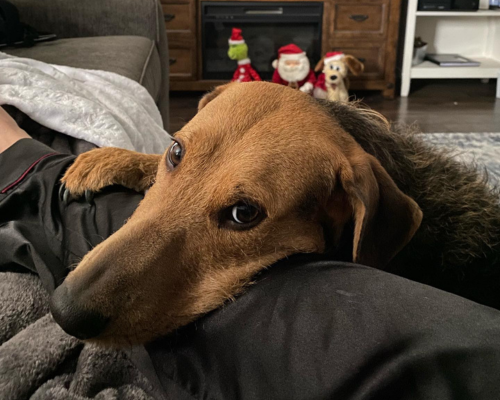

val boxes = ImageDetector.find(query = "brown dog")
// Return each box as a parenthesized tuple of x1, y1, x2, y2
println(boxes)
(53, 82, 500, 346)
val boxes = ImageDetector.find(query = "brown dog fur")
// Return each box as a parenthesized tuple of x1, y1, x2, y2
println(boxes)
(325, 101, 500, 304)
(61, 147, 160, 195)
(59, 82, 500, 345)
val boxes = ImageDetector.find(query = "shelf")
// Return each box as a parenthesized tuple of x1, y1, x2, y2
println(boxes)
(411, 57, 500, 79)
(416, 10, 500, 16)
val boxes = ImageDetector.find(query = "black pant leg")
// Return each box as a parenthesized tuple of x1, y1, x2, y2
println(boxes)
(147, 256, 500, 400)
(0, 139, 142, 293)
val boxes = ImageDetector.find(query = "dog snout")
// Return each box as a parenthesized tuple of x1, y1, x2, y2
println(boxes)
(50, 283, 109, 340)
(329, 75, 338, 81)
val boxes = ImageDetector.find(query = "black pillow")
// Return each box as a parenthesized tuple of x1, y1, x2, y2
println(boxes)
(0, 0, 56, 48)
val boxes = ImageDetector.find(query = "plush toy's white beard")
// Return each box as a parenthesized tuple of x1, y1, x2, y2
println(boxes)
(277, 59, 309, 83)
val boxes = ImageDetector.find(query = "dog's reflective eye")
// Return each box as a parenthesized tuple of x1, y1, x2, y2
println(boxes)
(167, 141, 183, 169)
(220, 201, 264, 230)
(232, 202, 259, 224)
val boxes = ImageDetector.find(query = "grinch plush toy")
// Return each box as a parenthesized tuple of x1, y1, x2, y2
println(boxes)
(228, 28, 261, 82)
(271, 44, 316, 94)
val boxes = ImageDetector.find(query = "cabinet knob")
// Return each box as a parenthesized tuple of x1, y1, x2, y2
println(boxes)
(164, 14, 176, 22)
(169, 58, 177, 66)
(349, 14, 369, 22)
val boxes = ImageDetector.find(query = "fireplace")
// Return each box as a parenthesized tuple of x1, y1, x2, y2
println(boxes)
(201, 2, 323, 80)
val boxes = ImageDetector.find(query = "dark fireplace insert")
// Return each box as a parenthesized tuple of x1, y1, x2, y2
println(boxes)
(201, 2, 323, 80)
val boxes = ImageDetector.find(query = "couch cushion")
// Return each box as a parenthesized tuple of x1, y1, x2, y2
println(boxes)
(4, 36, 161, 101)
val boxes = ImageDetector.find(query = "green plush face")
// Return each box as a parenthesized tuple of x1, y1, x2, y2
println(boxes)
(228, 43, 248, 61)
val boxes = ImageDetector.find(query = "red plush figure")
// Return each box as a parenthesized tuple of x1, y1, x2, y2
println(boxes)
(271, 44, 316, 94)
(313, 51, 364, 102)
(228, 28, 261, 83)
(314, 71, 327, 95)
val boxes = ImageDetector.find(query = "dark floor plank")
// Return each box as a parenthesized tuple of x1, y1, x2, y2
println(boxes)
(169, 92, 201, 134)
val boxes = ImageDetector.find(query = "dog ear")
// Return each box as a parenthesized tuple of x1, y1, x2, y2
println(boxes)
(328, 150, 422, 268)
(343, 55, 364, 76)
(198, 84, 233, 111)
(314, 58, 325, 73)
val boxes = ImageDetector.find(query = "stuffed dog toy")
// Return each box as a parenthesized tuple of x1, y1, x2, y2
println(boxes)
(53, 82, 500, 346)
(314, 52, 364, 102)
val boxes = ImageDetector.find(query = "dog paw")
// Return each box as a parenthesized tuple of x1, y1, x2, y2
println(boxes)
(59, 147, 162, 204)
(59, 183, 95, 205)
(60, 148, 122, 202)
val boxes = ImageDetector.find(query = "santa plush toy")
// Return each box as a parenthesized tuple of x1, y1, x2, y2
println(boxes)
(271, 44, 316, 94)
(228, 28, 261, 83)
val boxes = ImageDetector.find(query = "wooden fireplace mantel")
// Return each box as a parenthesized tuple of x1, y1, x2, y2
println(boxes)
(162, 0, 402, 98)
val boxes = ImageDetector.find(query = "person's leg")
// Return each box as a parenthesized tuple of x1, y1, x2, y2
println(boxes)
(148, 255, 500, 400)
(0, 107, 163, 396)
(0, 106, 31, 152)
(3, 105, 98, 155)
(0, 107, 143, 292)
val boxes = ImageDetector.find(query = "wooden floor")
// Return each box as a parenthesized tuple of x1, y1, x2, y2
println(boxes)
(169, 80, 500, 134)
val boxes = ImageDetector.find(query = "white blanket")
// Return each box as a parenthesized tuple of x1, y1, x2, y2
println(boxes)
(0, 52, 172, 154)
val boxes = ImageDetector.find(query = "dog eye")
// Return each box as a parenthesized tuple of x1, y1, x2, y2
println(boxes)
(167, 141, 183, 169)
(329, 64, 334, 70)
(232, 202, 259, 224)
(220, 201, 265, 230)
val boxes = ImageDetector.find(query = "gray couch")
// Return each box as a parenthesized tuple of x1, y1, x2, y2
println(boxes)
(4, 0, 170, 128)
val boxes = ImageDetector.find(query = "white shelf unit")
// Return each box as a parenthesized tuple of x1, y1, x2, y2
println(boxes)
(401, 0, 500, 97)
(416, 10, 500, 16)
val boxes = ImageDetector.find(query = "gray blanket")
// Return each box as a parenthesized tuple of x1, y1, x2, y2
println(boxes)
(0, 131, 498, 399)
(0, 273, 161, 400)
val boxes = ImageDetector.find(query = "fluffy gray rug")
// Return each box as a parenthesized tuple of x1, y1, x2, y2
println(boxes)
(422, 132, 500, 185)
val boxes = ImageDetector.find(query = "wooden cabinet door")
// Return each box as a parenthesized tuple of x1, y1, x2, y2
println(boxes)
(169, 48, 195, 78)
(327, 0, 400, 96)
(331, 1, 390, 40)
(162, 0, 197, 80)
(163, 4, 193, 32)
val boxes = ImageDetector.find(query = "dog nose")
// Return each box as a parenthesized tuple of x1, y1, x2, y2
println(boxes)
(50, 283, 109, 340)
(330, 75, 338, 81)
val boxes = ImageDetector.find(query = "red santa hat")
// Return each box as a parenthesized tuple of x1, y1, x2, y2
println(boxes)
(324, 51, 345, 64)
(277, 44, 306, 61)
(228, 28, 245, 45)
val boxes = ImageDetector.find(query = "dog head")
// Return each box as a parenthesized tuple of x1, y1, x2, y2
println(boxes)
(315, 55, 364, 85)
(51, 82, 421, 345)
